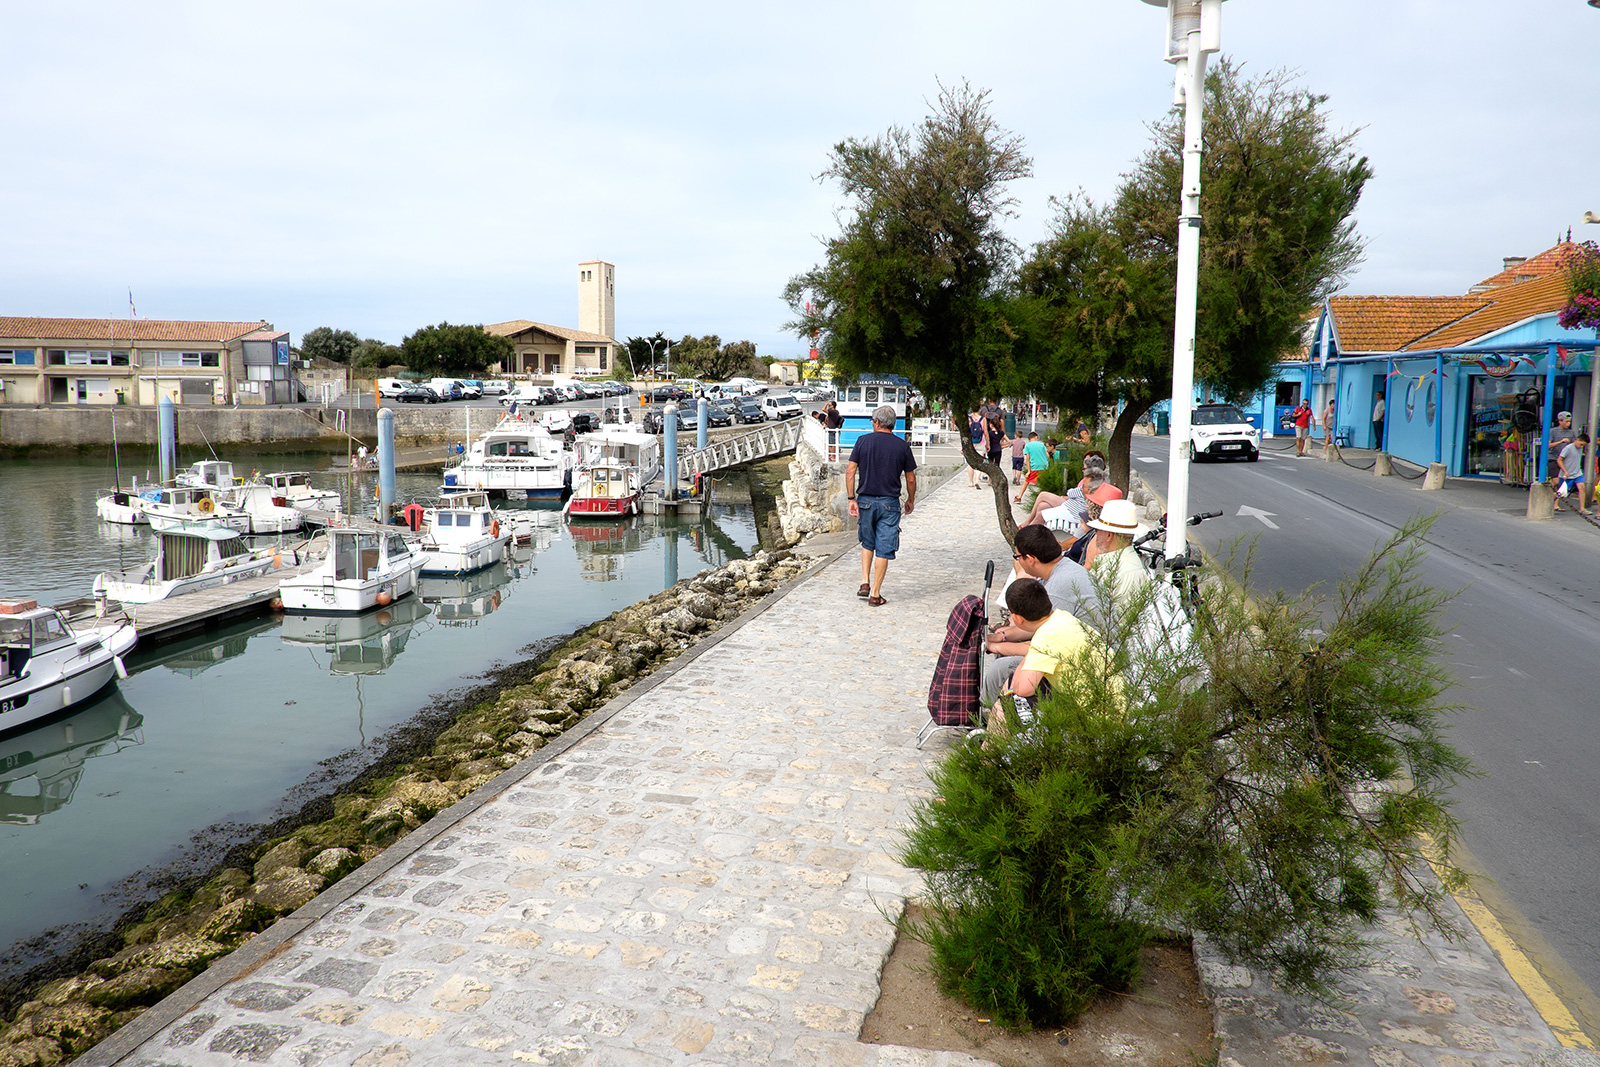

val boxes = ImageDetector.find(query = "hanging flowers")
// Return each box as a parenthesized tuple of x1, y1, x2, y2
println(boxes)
(1558, 241, 1600, 331)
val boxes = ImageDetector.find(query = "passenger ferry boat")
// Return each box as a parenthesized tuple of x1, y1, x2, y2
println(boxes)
(831, 374, 913, 451)
(564, 427, 661, 519)
(412, 490, 512, 577)
(441, 413, 569, 499)
(93, 523, 279, 603)
(278, 526, 425, 615)
(0, 599, 138, 734)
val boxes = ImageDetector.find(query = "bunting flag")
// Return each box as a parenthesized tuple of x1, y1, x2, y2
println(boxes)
(1557, 344, 1572, 366)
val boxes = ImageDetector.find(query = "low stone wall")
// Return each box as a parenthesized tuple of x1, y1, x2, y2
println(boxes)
(0, 406, 513, 452)
(0, 549, 812, 1067)
(776, 436, 848, 541)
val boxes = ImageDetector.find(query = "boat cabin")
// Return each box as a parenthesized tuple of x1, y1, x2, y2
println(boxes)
(329, 529, 414, 582)
(178, 460, 238, 489)
(157, 528, 250, 582)
(0, 602, 73, 681)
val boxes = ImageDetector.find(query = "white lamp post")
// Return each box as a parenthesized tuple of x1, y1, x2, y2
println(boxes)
(1139, 0, 1225, 562)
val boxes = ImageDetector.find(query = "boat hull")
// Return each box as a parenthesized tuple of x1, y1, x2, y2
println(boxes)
(95, 494, 147, 526)
(565, 494, 641, 519)
(278, 556, 426, 615)
(94, 557, 276, 604)
(417, 534, 512, 577)
(0, 627, 132, 736)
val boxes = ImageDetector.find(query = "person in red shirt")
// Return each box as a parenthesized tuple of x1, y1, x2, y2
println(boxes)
(1291, 399, 1316, 457)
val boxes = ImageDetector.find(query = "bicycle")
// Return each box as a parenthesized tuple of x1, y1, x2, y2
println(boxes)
(1132, 510, 1221, 623)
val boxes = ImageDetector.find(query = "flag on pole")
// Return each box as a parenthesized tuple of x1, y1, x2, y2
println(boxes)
(128, 288, 137, 318)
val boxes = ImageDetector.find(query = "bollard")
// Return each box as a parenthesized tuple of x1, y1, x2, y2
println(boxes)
(663, 402, 679, 502)
(1527, 481, 1555, 521)
(1373, 452, 1393, 477)
(378, 408, 396, 523)
(158, 395, 176, 484)
(697, 397, 708, 451)
(1421, 463, 1447, 490)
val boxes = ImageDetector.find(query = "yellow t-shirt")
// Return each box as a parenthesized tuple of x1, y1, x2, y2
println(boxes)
(1019, 610, 1091, 680)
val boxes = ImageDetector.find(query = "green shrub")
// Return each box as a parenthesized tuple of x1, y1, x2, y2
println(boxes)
(902, 518, 1471, 1027)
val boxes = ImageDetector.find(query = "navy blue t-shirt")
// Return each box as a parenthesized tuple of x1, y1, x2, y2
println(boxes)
(849, 430, 918, 499)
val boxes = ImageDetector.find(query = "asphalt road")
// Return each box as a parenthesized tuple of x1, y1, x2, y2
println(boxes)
(1131, 436, 1600, 1031)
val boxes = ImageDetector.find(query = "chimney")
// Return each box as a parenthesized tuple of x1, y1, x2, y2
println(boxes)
(1502, 256, 1527, 272)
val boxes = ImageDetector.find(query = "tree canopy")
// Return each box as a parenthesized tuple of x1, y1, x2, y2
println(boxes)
(299, 327, 362, 365)
(672, 335, 762, 382)
(399, 323, 514, 376)
(1021, 61, 1371, 487)
(784, 82, 1034, 537)
(624, 332, 672, 376)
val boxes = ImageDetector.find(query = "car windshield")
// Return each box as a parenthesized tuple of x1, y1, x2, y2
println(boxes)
(1193, 405, 1247, 426)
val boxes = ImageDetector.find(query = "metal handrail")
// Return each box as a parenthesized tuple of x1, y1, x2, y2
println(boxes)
(676, 419, 804, 480)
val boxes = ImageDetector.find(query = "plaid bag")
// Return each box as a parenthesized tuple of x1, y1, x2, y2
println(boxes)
(927, 595, 985, 727)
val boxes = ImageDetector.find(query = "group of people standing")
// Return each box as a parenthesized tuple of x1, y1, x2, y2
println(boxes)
(966, 400, 1056, 503)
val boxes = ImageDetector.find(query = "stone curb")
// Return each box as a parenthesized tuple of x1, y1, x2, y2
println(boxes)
(73, 541, 860, 1067)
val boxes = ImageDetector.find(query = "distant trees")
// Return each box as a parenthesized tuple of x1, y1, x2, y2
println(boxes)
(673, 335, 762, 382)
(352, 339, 402, 369)
(624, 332, 672, 376)
(299, 327, 362, 365)
(399, 323, 514, 376)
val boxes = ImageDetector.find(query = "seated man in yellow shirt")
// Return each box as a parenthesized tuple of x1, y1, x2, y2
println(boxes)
(987, 577, 1094, 741)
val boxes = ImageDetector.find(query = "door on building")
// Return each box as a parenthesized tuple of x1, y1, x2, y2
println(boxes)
(1273, 381, 1301, 435)
(1371, 373, 1388, 449)
(50, 378, 68, 403)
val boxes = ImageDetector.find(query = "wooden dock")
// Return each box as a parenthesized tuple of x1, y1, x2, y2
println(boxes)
(111, 573, 283, 645)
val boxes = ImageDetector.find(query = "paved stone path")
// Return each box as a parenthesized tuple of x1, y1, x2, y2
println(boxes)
(91, 473, 997, 1067)
(81, 469, 1598, 1067)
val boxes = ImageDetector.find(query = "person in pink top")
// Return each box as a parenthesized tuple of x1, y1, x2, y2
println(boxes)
(1018, 453, 1123, 528)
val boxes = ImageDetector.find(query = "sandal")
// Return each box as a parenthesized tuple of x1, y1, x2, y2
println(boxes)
(868, 595, 887, 607)
(857, 583, 871, 598)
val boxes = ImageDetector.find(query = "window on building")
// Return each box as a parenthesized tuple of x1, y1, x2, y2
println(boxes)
(599, 346, 607, 370)
(142, 350, 220, 368)
(0, 349, 36, 365)
(576, 346, 595, 354)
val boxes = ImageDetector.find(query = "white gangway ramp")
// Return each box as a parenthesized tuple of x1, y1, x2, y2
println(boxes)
(675, 418, 806, 481)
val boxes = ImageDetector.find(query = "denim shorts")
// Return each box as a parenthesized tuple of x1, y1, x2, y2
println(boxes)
(857, 495, 902, 560)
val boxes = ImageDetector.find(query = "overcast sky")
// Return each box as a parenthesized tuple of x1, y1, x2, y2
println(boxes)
(4, 1, 1596, 359)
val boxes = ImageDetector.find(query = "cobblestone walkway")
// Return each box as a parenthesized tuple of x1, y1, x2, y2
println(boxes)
(94, 475, 998, 1067)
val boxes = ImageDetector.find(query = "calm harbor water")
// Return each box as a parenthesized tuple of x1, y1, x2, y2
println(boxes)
(0, 450, 759, 980)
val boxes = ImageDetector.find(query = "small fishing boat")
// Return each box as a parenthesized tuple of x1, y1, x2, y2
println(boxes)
(441, 413, 569, 499)
(0, 599, 138, 735)
(141, 485, 251, 534)
(175, 459, 238, 490)
(93, 523, 279, 603)
(564, 426, 661, 519)
(95, 485, 151, 526)
(259, 471, 341, 512)
(277, 526, 425, 615)
(411, 490, 512, 577)
(217, 483, 305, 535)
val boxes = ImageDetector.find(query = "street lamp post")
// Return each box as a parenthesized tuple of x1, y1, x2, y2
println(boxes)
(1139, 0, 1225, 562)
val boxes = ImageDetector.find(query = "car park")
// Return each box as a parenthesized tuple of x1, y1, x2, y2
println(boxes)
(789, 386, 818, 401)
(733, 399, 767, 424)
(479, 380, 511, 396)
(377, 378, 410, 398)
(398, 385, 437, 403)
(1190, 403, 1260, 462)
(704, 402, 733, 428)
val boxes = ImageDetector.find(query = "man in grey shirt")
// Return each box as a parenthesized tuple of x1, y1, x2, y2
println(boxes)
(980, 525, 1096, 704)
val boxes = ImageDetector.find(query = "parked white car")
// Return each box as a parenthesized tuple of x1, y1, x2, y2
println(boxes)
(761, 395, 803, 420)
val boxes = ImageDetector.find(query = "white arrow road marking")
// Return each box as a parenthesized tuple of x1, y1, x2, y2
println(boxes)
(1237, 505, 1279, 529)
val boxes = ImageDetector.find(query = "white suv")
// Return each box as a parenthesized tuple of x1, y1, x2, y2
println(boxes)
(1190, 403, 1260, 462)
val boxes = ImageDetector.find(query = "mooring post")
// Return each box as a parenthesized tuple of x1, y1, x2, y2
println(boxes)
(158, 395, 176, 484)
(378, 408, 396, 523)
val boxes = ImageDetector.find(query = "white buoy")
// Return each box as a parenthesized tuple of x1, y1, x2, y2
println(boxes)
(114, 656, 128, 680)
(61, 686, 72, 708)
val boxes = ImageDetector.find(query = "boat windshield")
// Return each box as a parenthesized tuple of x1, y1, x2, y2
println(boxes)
(0, 613, 68, 649)
(385, 534, 410, 560)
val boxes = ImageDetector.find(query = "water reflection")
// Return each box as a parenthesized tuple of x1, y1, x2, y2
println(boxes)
(419, 562, 519, 627)
(280, 597, 431, 676)
(143, 615, 279, 677)
(0, 689, 144, 825)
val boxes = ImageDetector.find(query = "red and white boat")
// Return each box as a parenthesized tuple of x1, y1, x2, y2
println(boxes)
(563, 427, 661, 519)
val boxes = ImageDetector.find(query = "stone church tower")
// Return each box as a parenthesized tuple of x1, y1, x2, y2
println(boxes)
(578, 261, 615, 339)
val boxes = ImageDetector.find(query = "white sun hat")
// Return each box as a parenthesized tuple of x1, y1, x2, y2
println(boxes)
(1086, 497, 1145, 536)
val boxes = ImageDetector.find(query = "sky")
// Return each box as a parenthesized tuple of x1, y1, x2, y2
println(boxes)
(3, 1, 1596, 360)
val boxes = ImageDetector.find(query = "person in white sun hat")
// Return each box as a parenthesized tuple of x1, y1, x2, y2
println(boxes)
(1084, 497, 1151, 604)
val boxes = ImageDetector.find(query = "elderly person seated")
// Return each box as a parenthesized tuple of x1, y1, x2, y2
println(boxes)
(1081, 498, 1150, 602)
(1020, 453, 1123, 531)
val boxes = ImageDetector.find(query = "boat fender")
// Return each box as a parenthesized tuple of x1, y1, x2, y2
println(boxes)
(272, 549, 282, 570)
(376, 590, 393, 607)
(269, 597, 285, 611)
(490, 520, 500, 539)
(61, 686, 71, 709)
(113, 655, 128, 680)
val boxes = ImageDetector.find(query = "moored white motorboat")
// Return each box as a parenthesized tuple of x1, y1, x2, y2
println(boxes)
(141, 485, 251, 534)
(0, 599, 138, 735)
(217, 483, 306, 535)
(277, 526, 425, 615)
(564, 426, 661, 519)
(95, 486, 151, 525)
(441, 414, 569, 499)
(93, 523, 280, 603)
(259, 471, 341, 512)
(414, 490, 512, 577)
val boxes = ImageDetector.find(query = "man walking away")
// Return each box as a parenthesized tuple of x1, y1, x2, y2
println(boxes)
(847, 405, 917, 606)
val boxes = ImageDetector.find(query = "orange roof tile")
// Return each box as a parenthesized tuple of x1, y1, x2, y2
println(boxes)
(485, 320, 615, 344)
(1408, 271, 1573, 349)
(0, 317, 270, 344)
(1328, 296, 1488, 354)
(1471, 242, 1583, 291)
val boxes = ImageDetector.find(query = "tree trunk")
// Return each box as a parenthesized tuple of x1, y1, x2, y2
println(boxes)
(960, 435, 1019, 547)
(1106, 398, 1154, 495)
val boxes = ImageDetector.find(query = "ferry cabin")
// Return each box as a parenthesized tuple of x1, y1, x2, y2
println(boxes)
(831, 376, 912, 451)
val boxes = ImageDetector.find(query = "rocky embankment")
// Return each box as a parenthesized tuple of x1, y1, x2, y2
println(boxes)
(0, 549, 813, 1067)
